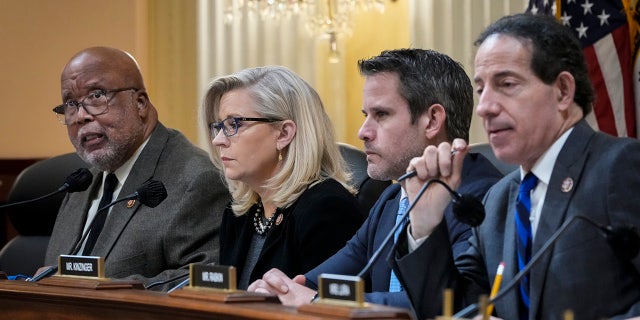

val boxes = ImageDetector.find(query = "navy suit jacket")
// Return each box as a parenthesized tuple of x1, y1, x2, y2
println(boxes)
(304, 152, 503, 311)
(395, 121, 640, 320)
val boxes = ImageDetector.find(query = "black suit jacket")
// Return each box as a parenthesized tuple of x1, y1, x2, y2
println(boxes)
(219, 178, 365, 288)
(395, 120, 640, 320)
(304, 153, 503, 311)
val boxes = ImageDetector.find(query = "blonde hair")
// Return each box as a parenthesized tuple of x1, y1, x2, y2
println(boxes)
(202, 66, 354, 215)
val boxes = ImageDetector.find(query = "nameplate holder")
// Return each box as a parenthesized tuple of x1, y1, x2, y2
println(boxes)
(36, 255, 143, 290)
(58, 255, 104, 278)
(297, 274, 411, 319)
(169, 264, 278, 303)
(189, 263, 236, 290)
(316, 273, 364, 307)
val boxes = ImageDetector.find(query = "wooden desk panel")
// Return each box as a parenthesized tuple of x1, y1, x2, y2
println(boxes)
(0, 280, 334, 320)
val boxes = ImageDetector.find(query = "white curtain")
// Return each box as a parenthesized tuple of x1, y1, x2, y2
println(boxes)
(410, 0, 527, 143)
(195, 0, 527, 146)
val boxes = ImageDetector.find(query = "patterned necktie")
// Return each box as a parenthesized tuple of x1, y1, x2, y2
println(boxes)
(389, 196, 410, 292)
(515, 172, 538, 320)
(82, 173, 118, 256)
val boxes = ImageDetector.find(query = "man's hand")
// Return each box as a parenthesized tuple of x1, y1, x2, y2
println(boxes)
(402, 139, 468, 239)
(247, 268, 316, 306)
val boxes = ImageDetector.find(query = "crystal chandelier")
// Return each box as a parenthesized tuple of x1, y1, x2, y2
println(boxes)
(224, 0, 387, 62)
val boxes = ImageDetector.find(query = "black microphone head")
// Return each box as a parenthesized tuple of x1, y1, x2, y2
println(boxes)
(605, 225, 640, 261)
(61, 168, 93, 193)
(452, 193, 486, 227)
(136, 180, 167, 208)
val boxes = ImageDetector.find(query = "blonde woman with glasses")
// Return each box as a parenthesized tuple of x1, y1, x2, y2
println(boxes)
(202, 66, 365, 289)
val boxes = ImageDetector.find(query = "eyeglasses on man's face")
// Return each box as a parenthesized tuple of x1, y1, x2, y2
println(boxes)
(52, 87, 138, 125)
(208, 117, 280, 138)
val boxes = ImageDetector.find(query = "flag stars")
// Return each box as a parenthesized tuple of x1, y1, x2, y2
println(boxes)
(581, 0, 594, 15)
(561, 11, 572, 26)
(597, 9, 610, 26)
(531, 4, 540, 15)
(576, 22, 589, 38)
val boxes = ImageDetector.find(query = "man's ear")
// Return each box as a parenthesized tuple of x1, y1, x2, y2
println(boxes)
(276, 120, 297, 150)
(555, 71, 576, 112)
(135, 91, 150, 117)
(422, 104, 446, 140)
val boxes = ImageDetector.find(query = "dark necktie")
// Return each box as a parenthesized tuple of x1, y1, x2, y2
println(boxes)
(82, 173, 118, 256)
(515, 172, 538, 320)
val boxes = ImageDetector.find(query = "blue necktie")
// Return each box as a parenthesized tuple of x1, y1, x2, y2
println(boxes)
(515, 172, 538, 320)
(389, 196, 409, 292)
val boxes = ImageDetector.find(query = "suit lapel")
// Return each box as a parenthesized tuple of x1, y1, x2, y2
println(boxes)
(528, 121, 593, 318)
(64, 170, 103, 255)
(497, 175, 521, 319)
(371, 191, 401, 290)
(93, 124, 168, 260)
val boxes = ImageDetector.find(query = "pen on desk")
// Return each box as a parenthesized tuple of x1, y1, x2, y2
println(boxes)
(396, 149, 459, 182)
(485, 262, 505, 317)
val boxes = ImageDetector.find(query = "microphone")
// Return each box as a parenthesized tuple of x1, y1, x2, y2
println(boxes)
(0, 168, 93, 209)
(29, 180, 168, 282)
(357, 178, 485, 278)
(69, 179, 168, 256)
(453, 214, 640, 318)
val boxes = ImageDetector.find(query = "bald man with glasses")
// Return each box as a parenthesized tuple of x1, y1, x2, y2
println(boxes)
(43, 46, 230, 290)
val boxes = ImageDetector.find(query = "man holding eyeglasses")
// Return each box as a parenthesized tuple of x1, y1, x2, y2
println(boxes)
(42, 46, 230, 290)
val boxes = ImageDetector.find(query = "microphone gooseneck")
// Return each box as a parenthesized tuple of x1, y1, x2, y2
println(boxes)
(357, 178, 483, 278)
(0, 168, 93, 209)
(68, 180, 168, 256)
(146, 272, 190, 291)
(166, 277, 191, 292)
(453, 214, 640, 318)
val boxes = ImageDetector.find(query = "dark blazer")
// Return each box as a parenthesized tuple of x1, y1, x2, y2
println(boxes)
(219, 178, 365, 288)
(45, 123, 230, 290)
(305, 153, 503, 311)
(395, 120, 640, 320)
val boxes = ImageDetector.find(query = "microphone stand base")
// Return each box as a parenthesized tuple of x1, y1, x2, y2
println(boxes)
(37, 275, 144, 290)
(169, 287, 280, 303)
(298, 301, 412, 319)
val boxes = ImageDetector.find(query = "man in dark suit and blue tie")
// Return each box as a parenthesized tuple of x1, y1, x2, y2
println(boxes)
(394, 14, 640, 320)
(246, 49, 503, 313)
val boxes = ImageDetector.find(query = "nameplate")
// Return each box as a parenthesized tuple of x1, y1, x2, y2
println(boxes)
(189, 264, 236, 291)
(317, 274, 364, 306)
(58, 255, 105, 278)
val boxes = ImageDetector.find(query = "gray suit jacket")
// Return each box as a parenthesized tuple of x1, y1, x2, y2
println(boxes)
(45, 123, 230, 290)
(395, 120, 640, 320)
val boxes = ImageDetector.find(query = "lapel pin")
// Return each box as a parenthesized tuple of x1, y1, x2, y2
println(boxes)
(127, 199, 136, 208)
(561, 177, 573, 193)
(275, 213, 284, 226)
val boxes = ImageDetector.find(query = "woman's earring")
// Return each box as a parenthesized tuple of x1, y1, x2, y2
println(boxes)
(278, 150, 283, 162)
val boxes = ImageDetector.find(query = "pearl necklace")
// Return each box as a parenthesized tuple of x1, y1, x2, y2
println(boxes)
(253, 202, 277, 235)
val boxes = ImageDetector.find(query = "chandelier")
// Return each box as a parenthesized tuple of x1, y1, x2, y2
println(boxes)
(224, 0, 387, 62)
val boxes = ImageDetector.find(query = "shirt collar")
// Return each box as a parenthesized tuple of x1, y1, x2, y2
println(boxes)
(107, 136, 151, 184)
(521, 127, 573, 185)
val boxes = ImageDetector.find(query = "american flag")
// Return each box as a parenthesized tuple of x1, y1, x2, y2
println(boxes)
(527, 0, 640, 138)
